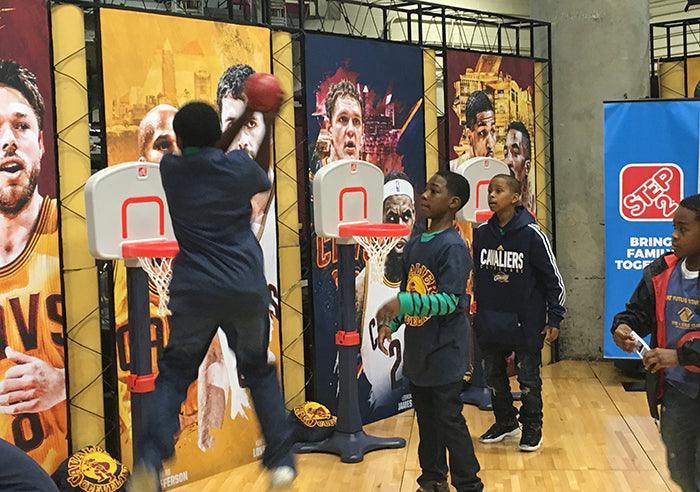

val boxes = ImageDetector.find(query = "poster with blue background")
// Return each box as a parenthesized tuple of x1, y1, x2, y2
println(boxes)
(305, 33, 426, 423)
(604, 100, 700, 357)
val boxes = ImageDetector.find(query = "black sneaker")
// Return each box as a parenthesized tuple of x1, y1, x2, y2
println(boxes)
(434, 481, 450, 492)
(519, 426, 542, 452)
(478, 421, 520, 443)
(416, 481, 449, 492)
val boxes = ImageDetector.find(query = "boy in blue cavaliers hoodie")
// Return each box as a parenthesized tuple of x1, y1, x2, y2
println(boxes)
(376, 170, 483, 492)
(612, 194, 700, 492)
(473, 174, 565, 452)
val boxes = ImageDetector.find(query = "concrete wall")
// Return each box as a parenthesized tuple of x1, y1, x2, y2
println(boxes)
(530, 1, 650, 359)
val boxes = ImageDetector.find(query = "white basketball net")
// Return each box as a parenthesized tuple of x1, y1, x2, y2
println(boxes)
(354, 235, 402, 285)
(137, 256, 174, 316)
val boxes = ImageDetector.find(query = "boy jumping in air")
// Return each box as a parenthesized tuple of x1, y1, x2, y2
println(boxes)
(129, 101, 295, 491)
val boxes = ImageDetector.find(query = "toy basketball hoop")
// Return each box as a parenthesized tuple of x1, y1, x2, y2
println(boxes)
(455, 157, 509, 223)
(338, 222, 409, 284)
(122, 240, 180, 316)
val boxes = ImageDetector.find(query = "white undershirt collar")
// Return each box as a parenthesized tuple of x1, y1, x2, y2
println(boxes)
(681, 258, 699, 280)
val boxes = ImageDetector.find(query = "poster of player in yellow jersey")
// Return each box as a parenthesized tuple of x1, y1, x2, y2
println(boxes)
(0, 0, 68, 476)
(100, 9, 279, 488)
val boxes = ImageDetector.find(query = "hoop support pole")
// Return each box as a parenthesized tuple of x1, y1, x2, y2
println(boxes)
(294, 242, 406, 461)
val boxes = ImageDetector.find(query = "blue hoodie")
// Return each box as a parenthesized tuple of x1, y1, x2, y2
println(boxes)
(472, 206, 566, 350)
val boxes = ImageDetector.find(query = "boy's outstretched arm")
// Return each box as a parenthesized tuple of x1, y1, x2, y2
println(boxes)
(375, 292, 462, 355)
(216, 107, 277, 174)
(217, 107, 253, 152)
(528, 225, 566, 328)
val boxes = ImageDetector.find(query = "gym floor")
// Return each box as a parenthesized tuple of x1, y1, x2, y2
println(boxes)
(173, 360, 680, 492)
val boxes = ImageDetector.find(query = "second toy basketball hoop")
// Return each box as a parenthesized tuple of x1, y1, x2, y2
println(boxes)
(338, 222, 409, 284)
(122, 240, 180, 316)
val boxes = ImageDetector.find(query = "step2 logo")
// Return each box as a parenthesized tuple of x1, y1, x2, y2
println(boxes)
(619, 163, 682, 221)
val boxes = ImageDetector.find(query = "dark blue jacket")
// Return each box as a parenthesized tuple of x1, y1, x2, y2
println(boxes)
(160, 148, 270, 318)
(611, 253, 700, 419)
(472, 206, 566, 350)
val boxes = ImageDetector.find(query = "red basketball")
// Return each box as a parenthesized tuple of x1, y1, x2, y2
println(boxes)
(244, 73, 284, 112)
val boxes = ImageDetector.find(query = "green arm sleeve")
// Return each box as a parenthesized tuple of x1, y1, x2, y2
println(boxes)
(388, 316, 401, 333)
(397, 292, 460, 317)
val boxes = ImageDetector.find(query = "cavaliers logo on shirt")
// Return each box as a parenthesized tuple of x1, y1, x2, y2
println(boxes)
(404, 263, 437, 327)
(479, 245, 524, 271)
(493, 271, 510, 283)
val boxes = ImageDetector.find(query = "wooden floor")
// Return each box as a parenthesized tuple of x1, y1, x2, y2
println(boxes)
(173, 361, 681, 492)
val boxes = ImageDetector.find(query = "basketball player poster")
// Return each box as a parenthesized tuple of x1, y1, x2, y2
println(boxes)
(100, 9, 279, 487)
(305, 33, 426, 424)
(445, 51, 536, 215)
(0, 0, 69, 476)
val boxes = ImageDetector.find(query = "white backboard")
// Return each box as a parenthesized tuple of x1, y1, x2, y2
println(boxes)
(312, 158, 384, 239)
(455, 156, 510, 223)
(85, 161, 175, 260)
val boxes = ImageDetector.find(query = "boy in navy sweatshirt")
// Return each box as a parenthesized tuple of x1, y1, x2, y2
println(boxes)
(376, 170, 483, 492)
(472, 174, 565, 452)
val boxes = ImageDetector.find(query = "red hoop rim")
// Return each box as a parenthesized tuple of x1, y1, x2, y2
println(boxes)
(122, 240, 179, 259)
(338, 222, 409, 238)
(475, 210, 494, 222)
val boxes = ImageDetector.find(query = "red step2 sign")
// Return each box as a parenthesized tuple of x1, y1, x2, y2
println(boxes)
(619, 163, 683, 221)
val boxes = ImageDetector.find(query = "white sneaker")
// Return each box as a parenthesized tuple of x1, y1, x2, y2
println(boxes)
(269, 465, 296, 490)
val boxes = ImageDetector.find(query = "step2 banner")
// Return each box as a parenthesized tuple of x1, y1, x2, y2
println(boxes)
(604, 100, 700, 358)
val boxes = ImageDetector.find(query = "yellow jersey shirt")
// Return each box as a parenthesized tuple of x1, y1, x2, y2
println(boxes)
(112, 260, 198, 464)
(0, 197, 68, 473)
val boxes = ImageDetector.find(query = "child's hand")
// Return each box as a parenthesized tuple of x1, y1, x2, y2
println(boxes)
(377, 325, 393, 356)
(375, 297, 400, 356)
(542, 325, 559, 342)
(643, 348, 679, 373)
(376, 297, 400, 327)
(612, 324, 637, 353)
(261, 107, 280, 126)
